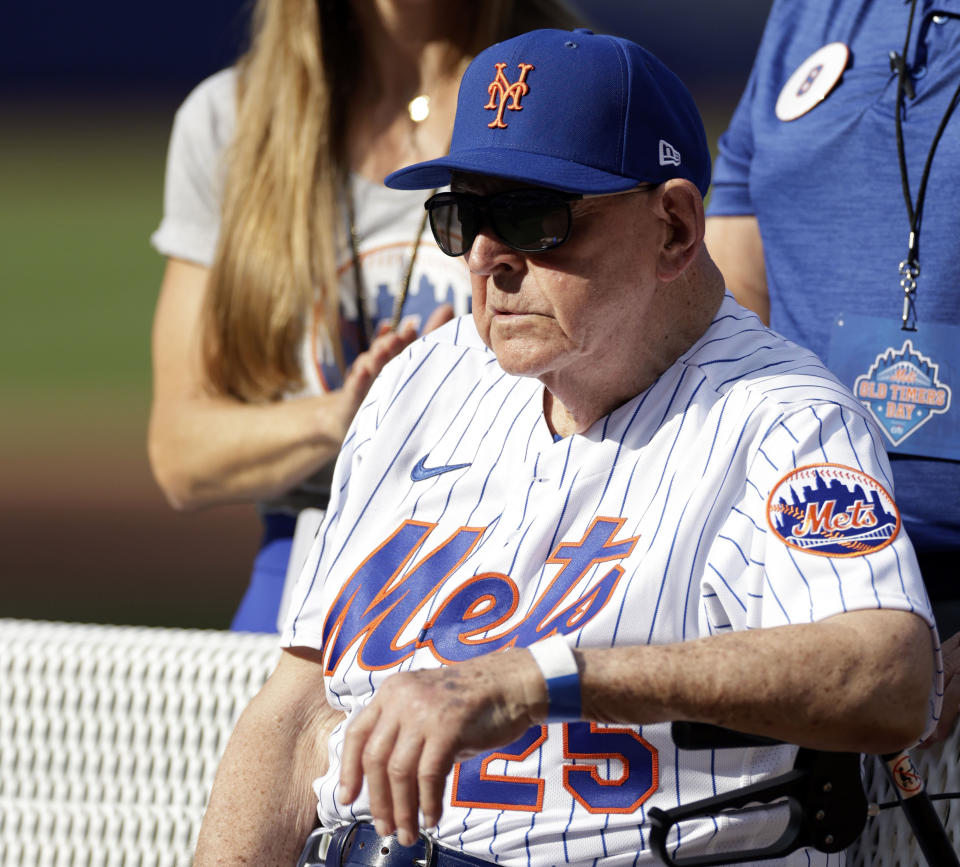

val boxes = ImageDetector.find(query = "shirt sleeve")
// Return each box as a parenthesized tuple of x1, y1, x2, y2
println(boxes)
(752, 403, 933, 622)
(278, 341, 418, 650)
(741, 400, 942, 739)
(149, 68, 237, 267)
(278, 404, 371, 651)
(706, 63, 759, 217)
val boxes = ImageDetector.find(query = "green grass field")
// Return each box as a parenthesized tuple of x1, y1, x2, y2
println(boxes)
(0, 96, 262, 628)
(0, 101, 167, 420)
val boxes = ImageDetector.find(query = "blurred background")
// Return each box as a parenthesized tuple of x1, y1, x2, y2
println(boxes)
(0, 0, 771, 629)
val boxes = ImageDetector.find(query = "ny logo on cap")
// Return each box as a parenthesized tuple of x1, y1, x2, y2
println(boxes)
(484, 62, 535, 129)
(659, 139, 681, 167)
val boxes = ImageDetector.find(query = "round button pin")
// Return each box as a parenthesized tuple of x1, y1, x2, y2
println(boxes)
(775, 42, 850, 121)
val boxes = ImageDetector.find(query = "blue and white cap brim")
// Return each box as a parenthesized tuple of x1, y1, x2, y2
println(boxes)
(386, 148, 646, 194)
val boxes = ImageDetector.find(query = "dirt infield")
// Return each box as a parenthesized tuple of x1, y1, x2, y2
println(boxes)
(1, 433, 261, 629)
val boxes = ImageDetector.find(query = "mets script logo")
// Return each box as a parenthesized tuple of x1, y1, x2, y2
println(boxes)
(485, 62, 535, 128)
(766, 464, 900, 558)
(853, 340, 952, 447)
(320, 517, 636, 673)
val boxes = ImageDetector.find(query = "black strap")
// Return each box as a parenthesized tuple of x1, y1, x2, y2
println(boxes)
(342, 180, 372, 353)
(648, 723, 866, 866)
(891, 0, 960, 330)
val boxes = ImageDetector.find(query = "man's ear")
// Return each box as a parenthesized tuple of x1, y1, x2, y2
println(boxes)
(655, 179, 705, 282)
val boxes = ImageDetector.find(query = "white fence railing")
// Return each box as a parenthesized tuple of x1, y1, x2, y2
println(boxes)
(1, 618, 956, 866)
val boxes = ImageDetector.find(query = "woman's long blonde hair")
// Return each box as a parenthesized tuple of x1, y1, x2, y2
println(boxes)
(202, 0, 581, 402)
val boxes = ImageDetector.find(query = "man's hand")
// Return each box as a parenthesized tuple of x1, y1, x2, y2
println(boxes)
(338, 648, 547, 846)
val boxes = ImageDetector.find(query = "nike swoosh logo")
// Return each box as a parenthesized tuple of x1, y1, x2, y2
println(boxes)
(410, 456, 471, 482)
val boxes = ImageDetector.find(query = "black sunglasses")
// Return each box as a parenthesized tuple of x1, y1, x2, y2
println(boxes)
(424, 185, 658, 257)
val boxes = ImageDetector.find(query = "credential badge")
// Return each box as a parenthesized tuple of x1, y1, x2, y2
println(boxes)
(766, 464, 900, 557)
(853, 340, 952, 447)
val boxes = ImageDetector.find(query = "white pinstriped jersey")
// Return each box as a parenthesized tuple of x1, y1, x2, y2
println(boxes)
(282, 294, 942, 866)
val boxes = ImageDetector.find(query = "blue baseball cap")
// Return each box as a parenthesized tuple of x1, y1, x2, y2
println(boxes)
(385, 28, 711, 197)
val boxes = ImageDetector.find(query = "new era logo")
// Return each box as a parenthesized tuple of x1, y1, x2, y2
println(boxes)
(659, 139, 681, 167)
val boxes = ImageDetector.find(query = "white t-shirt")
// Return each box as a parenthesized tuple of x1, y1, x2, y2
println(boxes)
(281, 297, 942, 866)
(151, 68, 472, 513)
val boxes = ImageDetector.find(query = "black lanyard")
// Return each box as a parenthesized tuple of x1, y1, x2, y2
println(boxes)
(892, 0, 960, 330)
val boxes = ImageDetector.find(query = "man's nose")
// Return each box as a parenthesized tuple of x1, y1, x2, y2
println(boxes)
(465, 229, 524, 276)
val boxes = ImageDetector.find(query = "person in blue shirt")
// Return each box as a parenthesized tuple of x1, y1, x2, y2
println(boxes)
(704, 0, 960, 738)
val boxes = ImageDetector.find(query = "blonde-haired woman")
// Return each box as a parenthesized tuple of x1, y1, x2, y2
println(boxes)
(149, 0, 582, 632)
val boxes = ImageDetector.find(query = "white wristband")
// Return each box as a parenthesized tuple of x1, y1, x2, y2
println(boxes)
(527, 634, 581, 722)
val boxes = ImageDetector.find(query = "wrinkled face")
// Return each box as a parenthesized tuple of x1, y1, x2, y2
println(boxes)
(457, 174, 664, 387)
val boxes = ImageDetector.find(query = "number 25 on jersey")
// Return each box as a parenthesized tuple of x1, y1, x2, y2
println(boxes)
(451, 722, 658, 813)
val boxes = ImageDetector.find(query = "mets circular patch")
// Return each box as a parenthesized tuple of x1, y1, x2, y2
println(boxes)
(766, 463, 900, 557)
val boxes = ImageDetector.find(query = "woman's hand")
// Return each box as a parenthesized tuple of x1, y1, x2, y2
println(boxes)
(149, 260, 458, 508)
(340, 303, 454, 419)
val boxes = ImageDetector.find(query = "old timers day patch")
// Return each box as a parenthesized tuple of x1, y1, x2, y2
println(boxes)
(853, 339, 952, 448)
(766, 464, 900, 557)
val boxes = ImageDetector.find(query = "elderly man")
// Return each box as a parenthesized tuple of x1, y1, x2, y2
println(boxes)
(194, 29, 941, 867)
